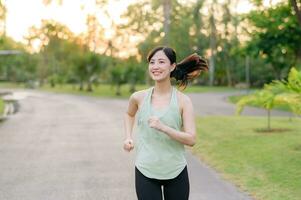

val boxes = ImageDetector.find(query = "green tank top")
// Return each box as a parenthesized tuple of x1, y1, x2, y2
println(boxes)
(135, 87, 187, 180)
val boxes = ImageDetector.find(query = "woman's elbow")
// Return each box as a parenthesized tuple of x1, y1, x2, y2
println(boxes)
(187, 134, 196, 147)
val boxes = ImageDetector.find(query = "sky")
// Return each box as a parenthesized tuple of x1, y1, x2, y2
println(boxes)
(5, 0, 135, 42)
(4, 0, 280, 44)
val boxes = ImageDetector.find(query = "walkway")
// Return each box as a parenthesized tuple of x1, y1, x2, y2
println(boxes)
(1, 89, 288, 200)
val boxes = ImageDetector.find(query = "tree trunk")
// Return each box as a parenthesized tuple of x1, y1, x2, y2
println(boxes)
(116, 84, 121, 96)
(226, 64, 232, 87)
(223, 1, 233, 87)
(50, 79, 55, 88)
(209, 2, 217, 86)
(163, 0, 172, 45)
(130, 82, 136, 93)
(245, 56, 250, 88)
(267, 109, 271, 131)
(291, 0, 301, 29)
(79, 81, 84, 91)
(86, 81, 93, 92)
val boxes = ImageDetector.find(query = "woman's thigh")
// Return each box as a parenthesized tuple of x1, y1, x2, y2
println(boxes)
(163, 167, 190, 200)
(135, 167, 163, 200)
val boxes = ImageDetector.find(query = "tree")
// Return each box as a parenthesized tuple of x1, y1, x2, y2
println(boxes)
(0, 36, 33, 82)
(148, 0, 173, 45)
(245, 2, 301, 80)
(110, 65, 126, 96)
(236, 67, 301, 131)
(265, 67, 301, 115)
(124, 57, 146, 93)
(290, 0, 301, 28)
(208, 0, 217, 86)
(25, 20, 77, 86)
(0, 0, 6, 36)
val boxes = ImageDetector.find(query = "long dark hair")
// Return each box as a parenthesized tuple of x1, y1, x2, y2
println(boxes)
(147, 46, 209, 89)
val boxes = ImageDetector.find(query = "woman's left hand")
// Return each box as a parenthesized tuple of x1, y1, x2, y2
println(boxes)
(148, 116, 165, 132)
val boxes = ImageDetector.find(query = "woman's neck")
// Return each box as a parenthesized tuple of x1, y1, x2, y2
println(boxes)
(153, 80, 172, 95)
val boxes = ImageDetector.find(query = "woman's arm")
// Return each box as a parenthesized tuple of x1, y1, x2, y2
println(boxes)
(123, 93, 139, 152)
(148, 95, 196, 146)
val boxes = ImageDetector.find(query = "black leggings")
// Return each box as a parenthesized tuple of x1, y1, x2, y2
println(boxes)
(135, 166, 190, 200)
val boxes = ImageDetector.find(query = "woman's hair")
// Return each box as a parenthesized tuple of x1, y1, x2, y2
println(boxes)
(147, 46, 209, 89)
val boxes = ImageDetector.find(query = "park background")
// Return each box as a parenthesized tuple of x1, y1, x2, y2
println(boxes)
(0, 0, 300, 200)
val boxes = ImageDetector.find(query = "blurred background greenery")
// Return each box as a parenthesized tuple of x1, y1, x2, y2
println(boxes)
(0, 0, 300, 95)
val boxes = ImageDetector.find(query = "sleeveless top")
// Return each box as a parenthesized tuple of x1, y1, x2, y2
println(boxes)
(135, 87, 187, 180)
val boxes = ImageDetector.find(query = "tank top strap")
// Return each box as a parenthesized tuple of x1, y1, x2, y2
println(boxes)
(145, 87, 154, 105)
(171, 86, 178, 107)
(140, 87, 153, 112)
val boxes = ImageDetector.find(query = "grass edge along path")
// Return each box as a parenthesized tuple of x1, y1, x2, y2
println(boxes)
(39, 84, 237, 98)
(193, 116, 301, 200)
(0, 82, 237, 98)
(0, 98, 4, 115)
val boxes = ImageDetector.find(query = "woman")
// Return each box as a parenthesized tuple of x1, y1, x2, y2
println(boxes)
(123, 46, 208, 200)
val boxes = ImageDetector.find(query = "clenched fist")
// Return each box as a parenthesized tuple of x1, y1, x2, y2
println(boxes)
(148, 116, 164, 132)
(123, 138, 134, 152)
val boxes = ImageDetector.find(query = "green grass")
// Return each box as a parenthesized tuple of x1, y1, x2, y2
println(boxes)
(193, 116, 301, 200)
(0, 82, 25, 89)
(184, 85, 237, 93)
(40, 84, 238, 98)
(0, 98, 4, 115)
(0, 81, 237, 98)
(39, 84, 149, 98)
(228, 94, 292, 112)
(41, 83, 237, 95)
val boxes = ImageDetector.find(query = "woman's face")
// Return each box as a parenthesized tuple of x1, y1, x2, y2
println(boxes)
(148, 50, 175, 82)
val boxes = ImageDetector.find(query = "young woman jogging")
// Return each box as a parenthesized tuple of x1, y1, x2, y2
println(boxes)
(123, 46, 208, 200)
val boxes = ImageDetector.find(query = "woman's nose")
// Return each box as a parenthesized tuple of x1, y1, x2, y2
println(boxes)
(151, 62, 160, 69)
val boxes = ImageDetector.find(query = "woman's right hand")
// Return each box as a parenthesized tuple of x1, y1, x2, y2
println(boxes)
(123, 138, 134, 152)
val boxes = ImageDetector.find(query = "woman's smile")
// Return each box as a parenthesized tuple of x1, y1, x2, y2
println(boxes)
(151, 70, 163, 76)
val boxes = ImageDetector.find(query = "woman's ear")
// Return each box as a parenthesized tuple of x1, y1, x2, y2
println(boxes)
(170, 63, 176, 72)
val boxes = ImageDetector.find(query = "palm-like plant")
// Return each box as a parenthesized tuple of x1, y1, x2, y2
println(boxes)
(236, 67, 301, 131)
(267, 68, 301, 115)
(236, 90, 277, 130)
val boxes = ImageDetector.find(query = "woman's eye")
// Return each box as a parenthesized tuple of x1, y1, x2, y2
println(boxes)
(159, 61, 164, 64)
(150, 61, 154, 64)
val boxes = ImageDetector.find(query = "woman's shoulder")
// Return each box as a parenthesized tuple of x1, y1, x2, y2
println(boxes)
(175, 88, 193, 106)
(130, 88, 151, 104)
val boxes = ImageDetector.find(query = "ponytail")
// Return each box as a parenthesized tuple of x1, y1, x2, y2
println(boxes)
(171, 53, 209, 90)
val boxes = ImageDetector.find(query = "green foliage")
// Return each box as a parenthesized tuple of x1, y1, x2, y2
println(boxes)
(265, 67, 301, 114)
(124, 57, 146, 93)
(236, 67, 301, 129)
(0, 37, 36, 82)
(245, 2, 301, 80)
(2, 1, 301, 89)
(109, 65, 127, 96)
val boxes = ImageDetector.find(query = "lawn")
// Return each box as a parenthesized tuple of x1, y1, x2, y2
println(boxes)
(34, 83, 237, 98)
(193, 116, 301, 200)
(0, 82, 24, 89)
(39, 84, 149, 98)
(0, 81, 238, 98)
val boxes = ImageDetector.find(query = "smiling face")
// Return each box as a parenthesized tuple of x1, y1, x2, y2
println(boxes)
(148, 50, 176, 82)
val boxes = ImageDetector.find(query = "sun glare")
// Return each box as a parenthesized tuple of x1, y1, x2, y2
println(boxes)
(5, 0, 134, 42)
(4, 0, 284, 56)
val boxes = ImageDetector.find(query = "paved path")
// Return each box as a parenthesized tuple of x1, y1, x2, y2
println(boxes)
(0, 89, 289, 200)
(188, 91, 291, 117)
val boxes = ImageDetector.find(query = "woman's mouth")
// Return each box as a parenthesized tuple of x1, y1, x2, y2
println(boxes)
(152, 71, 162, 76)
